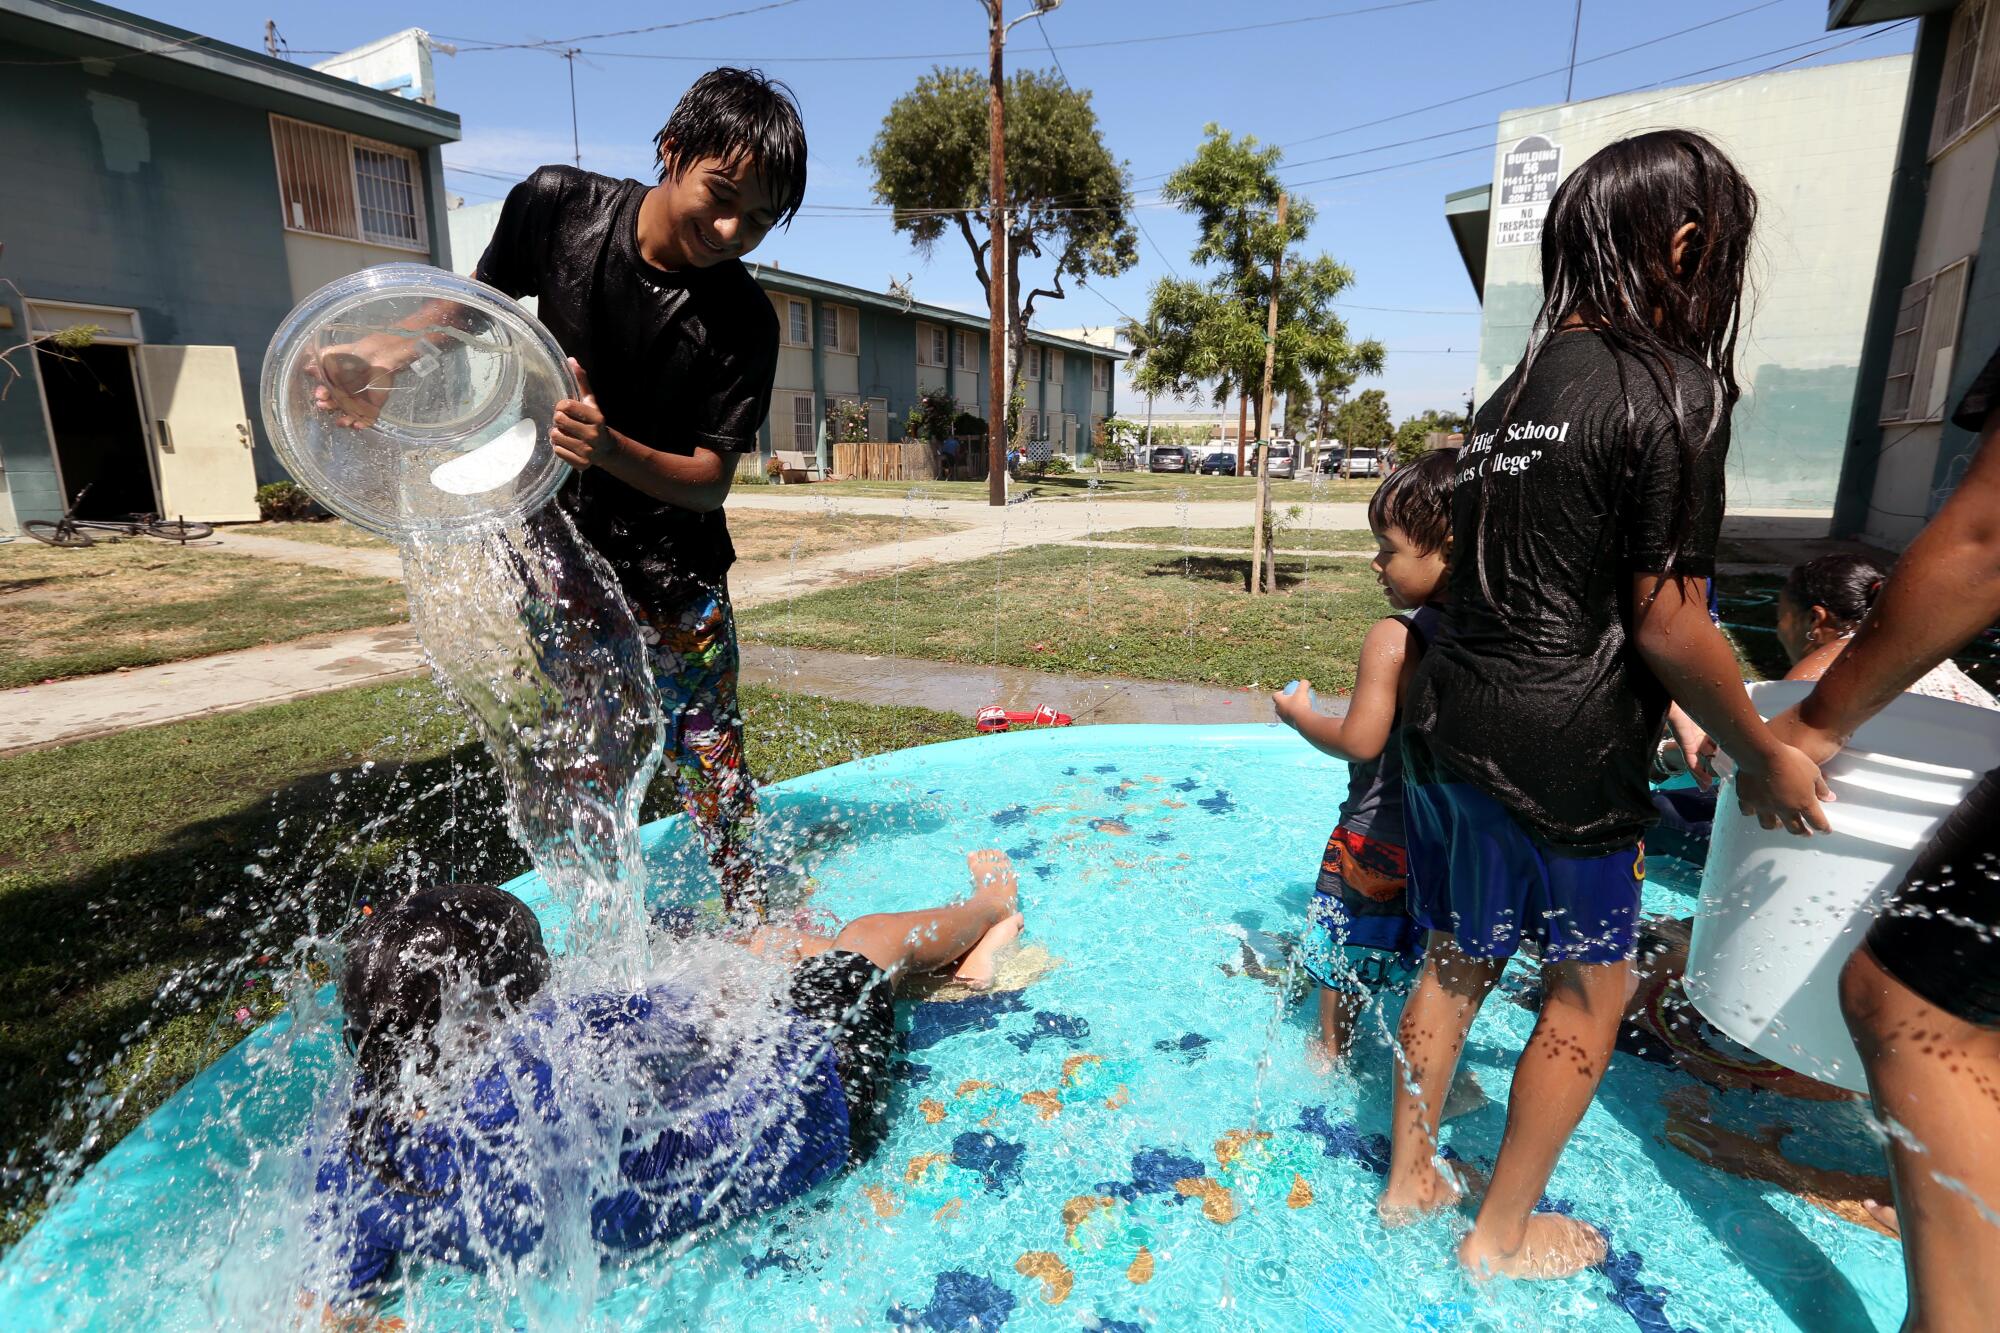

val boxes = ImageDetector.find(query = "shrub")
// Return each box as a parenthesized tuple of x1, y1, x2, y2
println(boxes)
(255, 481, 317, 522)
(830, 399, 871, 443)
(953, 411, 988, 439)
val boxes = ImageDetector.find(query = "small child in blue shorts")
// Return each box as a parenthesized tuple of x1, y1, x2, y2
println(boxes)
(1274, 451, 1455, 1065)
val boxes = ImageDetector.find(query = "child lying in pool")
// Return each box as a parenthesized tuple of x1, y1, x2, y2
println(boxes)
(306, 851, 1022, 1307)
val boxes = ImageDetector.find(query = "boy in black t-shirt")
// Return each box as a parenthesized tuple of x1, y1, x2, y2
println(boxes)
(315, 69, 808, 921)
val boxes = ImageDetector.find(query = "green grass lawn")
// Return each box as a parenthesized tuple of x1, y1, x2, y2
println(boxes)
(0, 541, 407, 687)
(744, 542, 1389, 692)
(1089, 526, 1377, 550)
(0, 681, 974, 1244)
(751, 471, 1383, 504)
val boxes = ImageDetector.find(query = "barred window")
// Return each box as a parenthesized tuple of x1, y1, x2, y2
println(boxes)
(1932, 0, 2000, 156)
(271, 115, 426, 251)
(1880, 258, 1970, 425)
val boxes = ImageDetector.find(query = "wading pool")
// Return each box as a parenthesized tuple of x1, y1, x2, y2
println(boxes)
(0, 725, 1906, 1331)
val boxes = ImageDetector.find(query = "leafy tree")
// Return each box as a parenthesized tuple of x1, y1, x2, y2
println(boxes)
(1332, 389, 1394, 459)
(1124, 126, 1383, 587)
(1391, 407, 1468, 463)
(869, 69, 1136, 423)
(1282, 395, 1311, 440)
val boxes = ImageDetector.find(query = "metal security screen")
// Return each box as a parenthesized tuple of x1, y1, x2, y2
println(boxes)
(353, 142, 424, 247)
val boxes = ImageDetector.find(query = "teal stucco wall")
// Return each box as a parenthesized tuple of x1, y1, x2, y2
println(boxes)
(0, 52, 302, 520)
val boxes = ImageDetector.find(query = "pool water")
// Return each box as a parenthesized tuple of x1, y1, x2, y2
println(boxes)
(0, 726, 1906, 1331)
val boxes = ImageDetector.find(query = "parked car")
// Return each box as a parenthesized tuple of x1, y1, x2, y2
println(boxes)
(1344, 447, 1383, 477)
(1149, 445, 1190, 473)
(1196, 449, 1236, 475)
(1264, 439, 1299, 479)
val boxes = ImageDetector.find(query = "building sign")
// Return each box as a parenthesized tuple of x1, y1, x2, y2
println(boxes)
(1494, 134, 1562, 249)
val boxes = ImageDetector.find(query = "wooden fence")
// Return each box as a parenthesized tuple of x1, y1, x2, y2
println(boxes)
(831, 436, 991, 482)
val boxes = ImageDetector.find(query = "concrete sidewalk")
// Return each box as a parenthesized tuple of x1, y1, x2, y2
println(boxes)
(0, 634, 1279, 754)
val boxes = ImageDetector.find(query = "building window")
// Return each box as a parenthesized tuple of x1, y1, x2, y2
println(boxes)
(791, 393, 816, 450)
(916, 322, 947, 368)
(819, 304, 858, 355)
(785, 299, 811, 348)
(1932, 0, 2000, 156)
(956, 329, 978, 371)
(1880, 258, 1971, 425)
(1093, 358, 1111, 392)
(1048, 350, 1064, 384)
(1024, 346, 1042, 381)
(270, 115, 426, 251)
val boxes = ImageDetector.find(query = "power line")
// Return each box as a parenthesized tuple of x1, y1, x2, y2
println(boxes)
(444, 17, 1910, 228)
(1279, 20, 1910, 191)
(437, 0, 814, 52)
(562, 0, 1442, 62)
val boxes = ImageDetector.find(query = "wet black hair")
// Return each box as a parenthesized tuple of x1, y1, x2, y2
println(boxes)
(1477, 129, 1756, 601)
(654, 67, 808, 226)
(1782, 553, 1887, 631)
(341, 883, 550, 1090)
(1369, 450, 1457, 557)
(339, 885, 551, 1193)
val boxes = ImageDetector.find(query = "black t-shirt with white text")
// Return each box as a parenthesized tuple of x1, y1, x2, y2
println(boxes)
(476, 166, 779, 595)
(1403, 332, 1728, 853)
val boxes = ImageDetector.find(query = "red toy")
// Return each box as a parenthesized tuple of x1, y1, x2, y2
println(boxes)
(976, 705, 1074, 733)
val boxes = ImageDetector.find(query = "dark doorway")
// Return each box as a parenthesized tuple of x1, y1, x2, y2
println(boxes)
(38, 342, 157, 520)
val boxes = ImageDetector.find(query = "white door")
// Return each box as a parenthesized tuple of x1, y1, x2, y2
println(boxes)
(136, 345, 261, 522)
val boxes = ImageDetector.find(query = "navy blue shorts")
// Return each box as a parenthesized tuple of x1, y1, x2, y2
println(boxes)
(1405, 777, 1643, 964)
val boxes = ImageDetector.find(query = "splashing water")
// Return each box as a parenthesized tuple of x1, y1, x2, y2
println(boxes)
(402, 509, 664, 973)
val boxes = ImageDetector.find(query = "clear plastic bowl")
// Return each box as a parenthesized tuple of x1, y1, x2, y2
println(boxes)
(259, 264, 575, 538)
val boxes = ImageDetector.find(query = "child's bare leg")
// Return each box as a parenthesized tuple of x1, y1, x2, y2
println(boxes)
(1458, 957, 1627, 1280)
(740, 924, 840, 966)
(1317, 986, 1362, 1065)
(1383, 932, 1503, 1219)
(831, 851, 1019, 984)
(1843, 944, 2000, 1333)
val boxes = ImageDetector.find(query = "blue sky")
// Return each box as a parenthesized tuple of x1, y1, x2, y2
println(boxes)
(172, 0, 1912, 419)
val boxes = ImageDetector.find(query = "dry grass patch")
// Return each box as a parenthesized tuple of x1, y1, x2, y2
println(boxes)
(252, 520, 392, 549)
(729, 510, 965, 563)
(0, 541, 406, 687)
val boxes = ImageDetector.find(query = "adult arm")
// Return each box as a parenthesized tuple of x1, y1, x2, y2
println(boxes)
(1632, 573, 1831, 834)
(1271, 617, 1416, 763)
(1771, 410, 2000, 761)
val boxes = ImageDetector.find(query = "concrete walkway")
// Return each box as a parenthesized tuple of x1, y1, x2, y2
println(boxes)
(1, 631, 1275, 754)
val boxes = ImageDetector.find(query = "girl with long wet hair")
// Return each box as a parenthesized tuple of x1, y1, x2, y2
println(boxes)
(1381, 130, 1831, 1280)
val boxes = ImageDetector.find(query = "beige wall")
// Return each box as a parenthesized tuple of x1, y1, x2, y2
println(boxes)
(917, 363, 948, 395)
(1862, 115, 1999, 547)
(824, 353, 859, 396)
(282, 232, 427, 304)
(1474, 54, 1911, 514)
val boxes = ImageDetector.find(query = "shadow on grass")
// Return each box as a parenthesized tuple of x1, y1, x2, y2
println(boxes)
(1137, 553, 1311, 592)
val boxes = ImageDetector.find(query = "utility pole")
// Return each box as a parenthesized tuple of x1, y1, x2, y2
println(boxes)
(565, 50, 582, 167)
(980, 0, 1062, 507)
(1250, 192, 1288, 595)
(1564, 0, 1584, 102)
(264, 19, 277, 57)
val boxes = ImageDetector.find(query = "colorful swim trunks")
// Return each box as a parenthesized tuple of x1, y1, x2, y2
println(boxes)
(1301, 826, 1425, 995)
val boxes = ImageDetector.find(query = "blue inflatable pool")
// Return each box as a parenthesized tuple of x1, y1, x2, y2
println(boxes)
(0, 725, 1908, 1330)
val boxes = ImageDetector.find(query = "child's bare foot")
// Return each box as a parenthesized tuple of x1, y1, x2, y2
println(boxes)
(965, 849, 1019, 917)
(1377, 1158, 1476, 1227)
(1862, 1198, 1901, 1238)
(955, 912, 1023, 990)
(1458, 1212, 1607, 1280)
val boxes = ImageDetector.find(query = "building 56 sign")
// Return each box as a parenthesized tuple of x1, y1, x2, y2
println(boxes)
(1494, 135, 1562, 248)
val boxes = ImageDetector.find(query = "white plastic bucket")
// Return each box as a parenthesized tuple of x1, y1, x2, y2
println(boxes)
(1685, 680, 2000, 1091)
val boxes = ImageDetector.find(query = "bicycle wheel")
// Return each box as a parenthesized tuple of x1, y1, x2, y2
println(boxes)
(23, 520, 93, 548)
(144, 519, 214, 542)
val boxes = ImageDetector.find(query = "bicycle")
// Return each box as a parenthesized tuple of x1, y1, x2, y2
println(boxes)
(22, 484, 214, 548)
